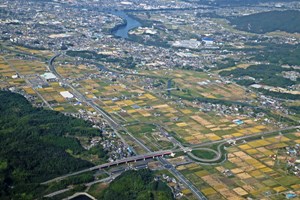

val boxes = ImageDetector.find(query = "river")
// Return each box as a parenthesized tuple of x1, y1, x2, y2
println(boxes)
(110, 10, 141, 39)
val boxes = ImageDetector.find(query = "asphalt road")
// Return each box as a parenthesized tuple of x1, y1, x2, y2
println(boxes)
(189, 125, 300, 149)
(42, 150, 172, 185)
(2, 56, 53, 109)
(187, 147, 222, 163)
(159, 157, 207, 200)
(44, 187, 73, 198)
(48, 54, 207, 199)
(47, 54, 299, 200)
(49, 54, 128, 144)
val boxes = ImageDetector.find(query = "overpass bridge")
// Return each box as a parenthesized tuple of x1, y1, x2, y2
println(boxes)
(42, 150, 172, 185)
(90, 150, 173, 171)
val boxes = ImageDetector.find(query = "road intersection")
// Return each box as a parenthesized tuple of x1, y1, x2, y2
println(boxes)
(46, 54, 299, 200)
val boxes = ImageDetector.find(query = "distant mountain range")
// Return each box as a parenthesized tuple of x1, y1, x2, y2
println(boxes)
(229, 10, 300, 34)
(190, 0, 296, 6)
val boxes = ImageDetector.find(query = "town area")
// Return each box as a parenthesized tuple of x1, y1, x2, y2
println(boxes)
(0, 0, 300, 199)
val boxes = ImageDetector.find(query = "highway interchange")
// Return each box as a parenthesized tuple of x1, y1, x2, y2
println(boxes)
(45, 54, 300, 200)
(48, 53, 209, 199)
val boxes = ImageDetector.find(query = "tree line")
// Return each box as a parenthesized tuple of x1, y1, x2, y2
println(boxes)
(0, 91, 106, 199)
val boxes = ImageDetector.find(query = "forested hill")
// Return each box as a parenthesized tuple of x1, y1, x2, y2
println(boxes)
(0, 91, 101, 199)
(99, 169, 174, 200)
(229, 10, 300, 34)
(194, 0, 296, 6)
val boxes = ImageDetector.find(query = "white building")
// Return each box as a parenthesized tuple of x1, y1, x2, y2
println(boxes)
(60, 91, 74, 99)
(41, 72, 57, 82)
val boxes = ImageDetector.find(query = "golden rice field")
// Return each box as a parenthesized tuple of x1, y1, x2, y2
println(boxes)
(63, 73, 275, 145)
(177, 131, 300, 199)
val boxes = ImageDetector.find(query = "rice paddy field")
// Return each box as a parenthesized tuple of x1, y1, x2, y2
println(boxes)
(139, 69, 255, 101)
(0, 42, 299, 200)
(125, 123, 174, 151)
(53, 64, 276, 146)
(56, 64, 99, 80)
(0, 47, 281, 148)
(87, 82, 269, 144)
(176, 131, 300, 200)
(7, 59, 47, 75)
(89, 88, 271, 145)
(0, 55, 26, 87)
(7, 45, 54, 58)
(0, 51, 94, 114)
(50, 63, 299, 199)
